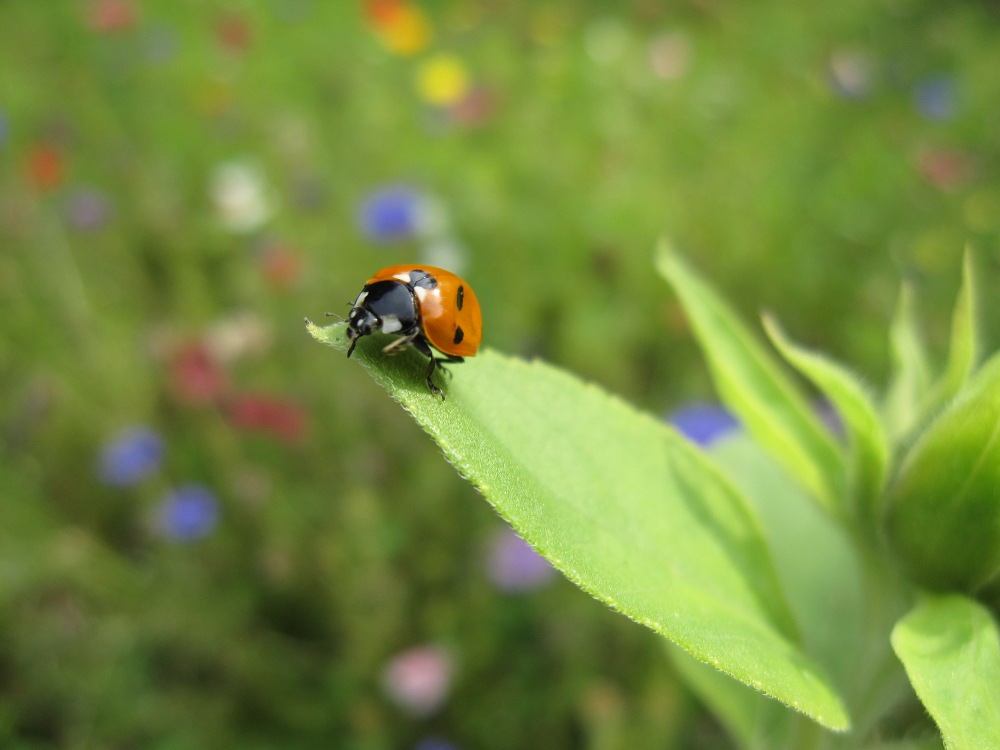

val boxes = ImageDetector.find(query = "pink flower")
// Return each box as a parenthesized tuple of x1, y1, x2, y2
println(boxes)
(86, 0, 137, 32)
(258, 242, 303, 290)
(915, 148, 971, 192)
(381, 645, 453, 717)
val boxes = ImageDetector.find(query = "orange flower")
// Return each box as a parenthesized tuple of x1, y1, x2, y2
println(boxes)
(26, 144, 64, 192)
(368, 2, 431, 56)
(363, 0, 403, 27)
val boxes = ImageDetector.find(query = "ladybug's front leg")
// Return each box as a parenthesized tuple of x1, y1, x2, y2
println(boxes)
(381, 330, 419, 355)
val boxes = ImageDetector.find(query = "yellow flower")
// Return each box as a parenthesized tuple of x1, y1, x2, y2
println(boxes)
(415, 53, 470, 106)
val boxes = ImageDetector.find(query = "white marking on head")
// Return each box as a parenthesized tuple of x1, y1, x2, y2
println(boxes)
(381, 315, 403, 334)
(413, 286, 429, 303)
(353, 290, 368, 306)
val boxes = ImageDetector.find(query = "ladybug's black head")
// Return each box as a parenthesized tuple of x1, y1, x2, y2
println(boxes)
(346, 306, 378, 358)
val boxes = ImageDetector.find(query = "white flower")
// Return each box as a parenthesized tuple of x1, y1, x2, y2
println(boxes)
(210, 160, 273, 233)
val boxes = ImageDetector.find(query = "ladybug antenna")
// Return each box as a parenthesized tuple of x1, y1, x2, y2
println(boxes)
(325, 311, 345, 321)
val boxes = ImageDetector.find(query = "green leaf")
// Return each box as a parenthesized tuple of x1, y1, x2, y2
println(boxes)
(711, 436, 865, 702)
(920, 249, 980, 421)
(891, 594, 1000, 750)
(763, 315, 889, 524)
(885, 351, 1000, 591)
(307, 320, 850, 731)
(883, 282, 931, 442)
(671, 433, 865, 747)
(655, 244, 847, 517)
(669, 644, 797, 749)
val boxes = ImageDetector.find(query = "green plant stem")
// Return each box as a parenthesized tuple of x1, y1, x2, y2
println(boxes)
(849, 530, 913, 740)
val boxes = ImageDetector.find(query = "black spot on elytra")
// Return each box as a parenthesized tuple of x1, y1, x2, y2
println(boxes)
(456, 285, 465, 310)
(453, 326, 464, 345)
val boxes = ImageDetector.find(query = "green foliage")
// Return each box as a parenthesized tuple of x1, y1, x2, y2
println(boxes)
(669, 434, 865, 749)
(317, 249, 1000, 748)
(884, 283, 934, 442)
(886, 351, 1000, 591)
(7, 1, 1000, 747)
(919, 250, 980, 420)
(892, 595, 1000, 750)
(307, 320, 847, 730)
(656, 246, 847, 518)
(763, 315, 889, 524)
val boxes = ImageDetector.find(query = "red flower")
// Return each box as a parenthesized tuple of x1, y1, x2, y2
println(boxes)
(169, 342, 230, 405)
(216, 13, 253, 54)
(225, 393, 307, 443)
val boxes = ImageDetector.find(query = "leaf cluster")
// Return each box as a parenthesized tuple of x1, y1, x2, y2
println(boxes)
(309, 245, 1000, 749)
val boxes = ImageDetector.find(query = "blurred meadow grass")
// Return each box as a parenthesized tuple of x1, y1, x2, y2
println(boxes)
(1, 0, 999, 747)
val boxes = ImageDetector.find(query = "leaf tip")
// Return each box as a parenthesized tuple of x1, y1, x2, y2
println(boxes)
(306, 319, 348, 351)
(654, 236, 683, 275)
(760, 310, 782, 339)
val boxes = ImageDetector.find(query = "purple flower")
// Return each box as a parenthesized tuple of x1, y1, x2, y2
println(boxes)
(667, 402, 740, 447)
(486, 528, 554, 592)
(65, 187, 112, 231)
(97, 427, 164, 487)
(415, 739, 459, 750)
(914, 75, 957, 121)
(358, 185, 426, 243)
(155, 485, 220, 542)
(381, 645, 453, 717)
(815, 399, 844, 439)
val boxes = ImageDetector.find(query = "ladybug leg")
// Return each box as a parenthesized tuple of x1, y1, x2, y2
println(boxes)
(410, 336, 446, 399)
(435, 354, 464, 380)
(425, 358, 445, 400)
(381, 330, 419, 355)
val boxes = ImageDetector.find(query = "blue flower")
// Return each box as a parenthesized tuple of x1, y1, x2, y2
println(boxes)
(155, 485, 220, 542)
(358, 185, 425, 242)
(97, 427, 164, 487)
(914, 75, 957, 121)
(667, 402, 739, 447)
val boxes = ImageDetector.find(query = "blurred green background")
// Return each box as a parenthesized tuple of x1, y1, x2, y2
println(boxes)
(2, 1, 998, 747)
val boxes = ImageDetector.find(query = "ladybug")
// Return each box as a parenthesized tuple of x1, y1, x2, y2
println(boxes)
(345, 265, 482, 399)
